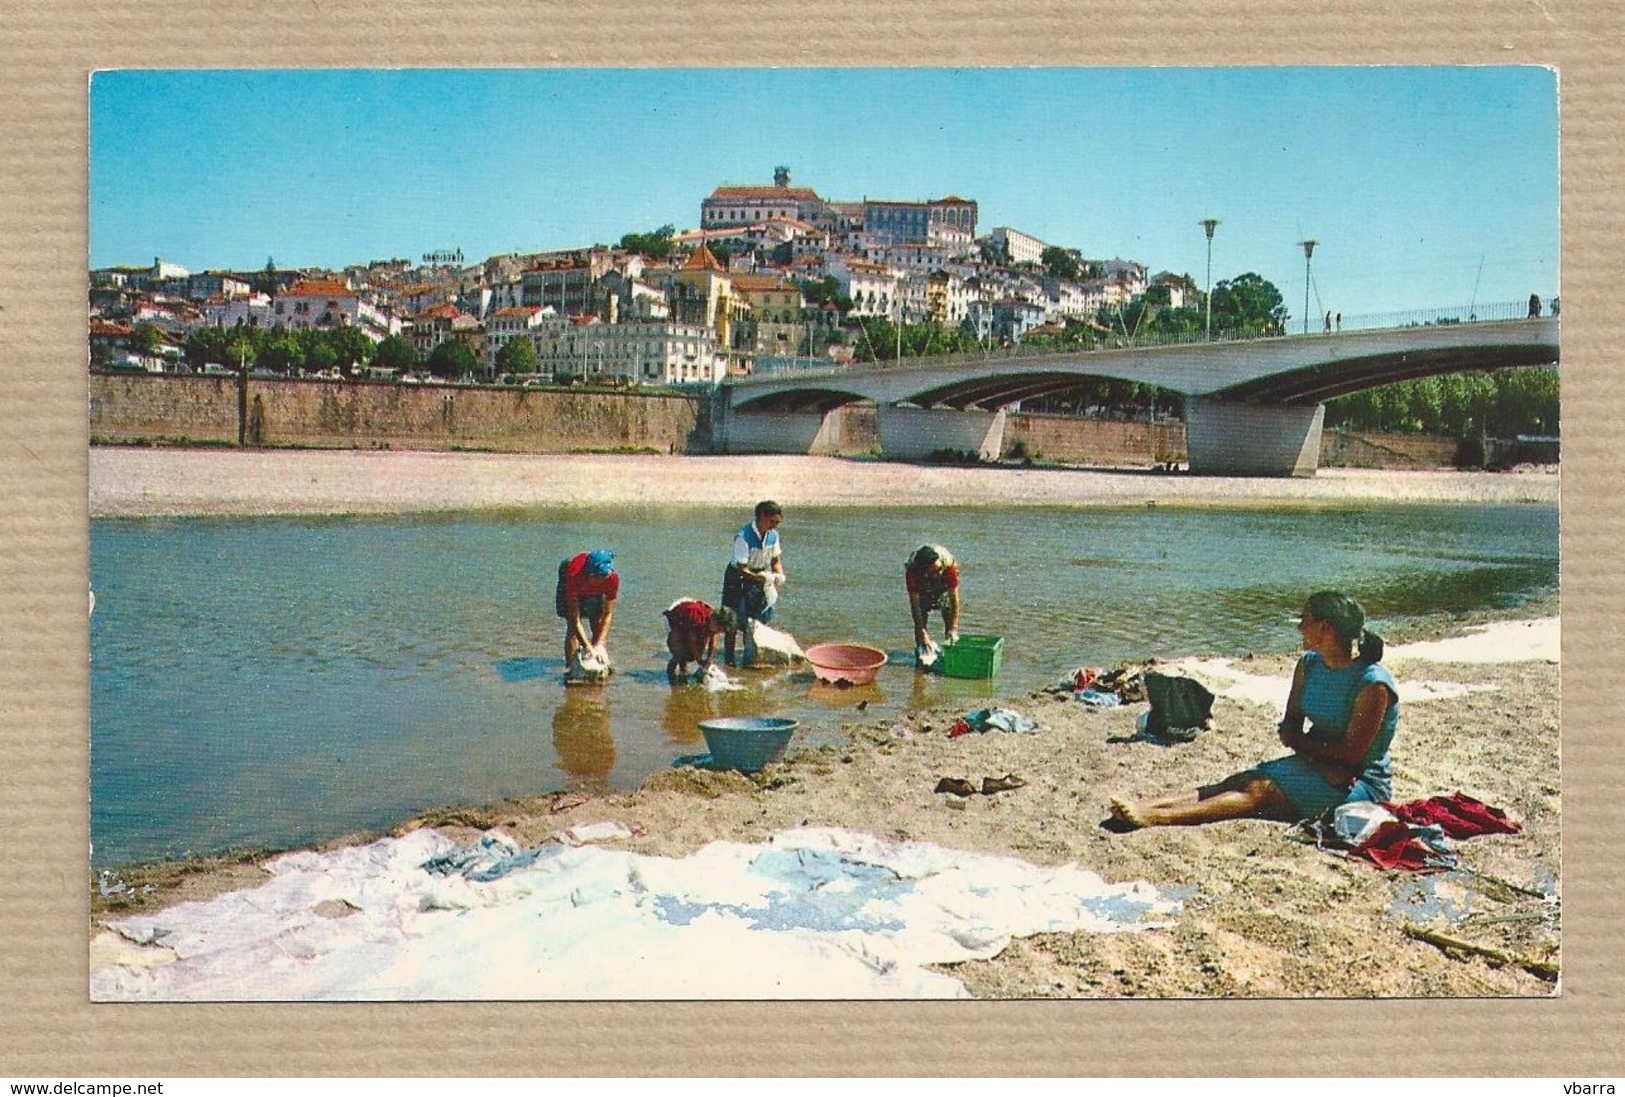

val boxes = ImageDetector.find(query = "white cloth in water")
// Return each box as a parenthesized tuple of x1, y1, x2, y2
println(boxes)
(745, 619, 804, 665)
(571, 647, 611, 682)
(695, 663, 744, 691)
(91, 826, 1181, 1001)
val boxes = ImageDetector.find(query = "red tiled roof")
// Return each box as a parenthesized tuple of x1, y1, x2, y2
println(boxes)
(90, 320, 131, 336)
(523, 258, 588, 273)
(707, 185, 821, 201)
(682, 245, 727, 273)
(415, 303, 462, 322)
(492, 306, 541, 318)
(284, 279, 354, 297)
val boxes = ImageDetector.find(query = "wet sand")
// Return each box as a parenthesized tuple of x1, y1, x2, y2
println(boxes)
(90, 446, 1560, 517)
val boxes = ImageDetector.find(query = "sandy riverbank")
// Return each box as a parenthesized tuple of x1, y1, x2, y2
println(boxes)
(89, 446, 1560, 517)
(91, 616, 1561, 1000)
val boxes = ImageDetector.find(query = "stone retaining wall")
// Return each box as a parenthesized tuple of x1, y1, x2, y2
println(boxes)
(90, 374, 710, 454)
(89, 374, 1481, 470)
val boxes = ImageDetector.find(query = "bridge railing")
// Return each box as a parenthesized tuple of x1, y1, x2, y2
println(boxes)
(734, 300, 1550, 385)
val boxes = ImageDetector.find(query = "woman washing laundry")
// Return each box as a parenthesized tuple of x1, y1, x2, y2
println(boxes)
(905, 544, 961, 667)
(1109, 590, 1399, 829)
(555, 549, 619, 682)
(662, 598, 736, 683)
(722, 500, 785, 667)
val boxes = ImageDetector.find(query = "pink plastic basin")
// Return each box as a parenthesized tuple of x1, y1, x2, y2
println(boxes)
(804, 642, 888, 686)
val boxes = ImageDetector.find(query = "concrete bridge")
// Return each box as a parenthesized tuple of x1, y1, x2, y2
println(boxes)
(717, 313, 1559, 476)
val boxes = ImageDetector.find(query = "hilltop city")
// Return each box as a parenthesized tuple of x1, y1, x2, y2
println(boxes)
(90, 166, 1223, 387)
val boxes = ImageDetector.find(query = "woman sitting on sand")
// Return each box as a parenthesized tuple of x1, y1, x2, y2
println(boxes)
(1110, 590, 1399, 830)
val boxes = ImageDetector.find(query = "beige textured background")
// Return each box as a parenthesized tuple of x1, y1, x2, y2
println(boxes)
(1, 3, 1616, 1077)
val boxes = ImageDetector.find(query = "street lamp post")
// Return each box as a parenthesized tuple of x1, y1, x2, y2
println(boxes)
(1299, 239, 1318, 335)
(1200, 218, 1220, 339)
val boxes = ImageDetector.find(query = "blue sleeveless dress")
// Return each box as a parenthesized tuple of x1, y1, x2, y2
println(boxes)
(1254, 651, 1400, 818)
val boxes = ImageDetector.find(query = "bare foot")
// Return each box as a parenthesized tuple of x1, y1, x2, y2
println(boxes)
(1108, 797, 1150, 830)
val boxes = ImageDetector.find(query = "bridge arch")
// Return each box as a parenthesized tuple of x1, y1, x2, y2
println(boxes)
(719, 316, 1558, 475)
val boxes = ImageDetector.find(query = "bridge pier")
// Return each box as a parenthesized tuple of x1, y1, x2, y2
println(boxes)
(716, 405, 848, 455)
(1185, 398, 1326, 477)
(875, 405, 1008, 461)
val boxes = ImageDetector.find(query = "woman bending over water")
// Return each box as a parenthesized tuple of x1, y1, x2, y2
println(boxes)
(1110, 591, 1399, 830)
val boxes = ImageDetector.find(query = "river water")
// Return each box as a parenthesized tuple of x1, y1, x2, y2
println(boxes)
(89, 501, 1557, 867)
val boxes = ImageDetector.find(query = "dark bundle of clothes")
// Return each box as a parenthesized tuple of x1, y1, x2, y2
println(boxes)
(1052, 664, 1146, 706)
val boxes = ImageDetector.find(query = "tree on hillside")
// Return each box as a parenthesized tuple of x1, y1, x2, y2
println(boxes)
(619, 225, 677, 260)
(226, 332, 258, 372)
(130, 322, 166, 357)
(253, 257, 279, 295)
(183, 325, 231, 369)
(305, 342, 340, 376)
(329, 325, 375, 371)
(797, 275, 851, 316)
(1040, 246, 1080, 281)
(257, 331, 304, 375)
(1209, 272, 1288, 336)
(374, 334, 417, 374)
(496, 337, 539, 376)
(426, 340, 477, 379)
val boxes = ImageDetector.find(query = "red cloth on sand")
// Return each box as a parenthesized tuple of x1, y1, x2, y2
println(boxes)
(1383, 792, 1520, 839)
(1350, 821, 1444, 872)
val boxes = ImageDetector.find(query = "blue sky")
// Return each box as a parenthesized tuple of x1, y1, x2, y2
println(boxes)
(89, 67, 1558, 322)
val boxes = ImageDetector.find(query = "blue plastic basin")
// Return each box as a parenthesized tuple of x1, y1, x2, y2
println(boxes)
(698, 716, 800, 773)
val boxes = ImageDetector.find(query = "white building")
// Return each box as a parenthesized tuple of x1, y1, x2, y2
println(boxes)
(828, 257, 902, 319)
(701, 168, 826, 228)
(525, 316, 728, 387)
(1043, 278, 1103, 320)
(897, 272, 931, 325)
(1150, 271, 1199, 310)
(484, 305, 556, 372)
(990, 227, 1048, 267)
(1099, 258, 1149, 300)
(200, 291, 275, 330)
(927, 269, 973, 328)
(271, 279, 399, 341)
(187, 272, 252, 302)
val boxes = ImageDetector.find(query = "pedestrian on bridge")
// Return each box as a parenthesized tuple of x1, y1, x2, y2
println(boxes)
(1528, 293, 1543, 318)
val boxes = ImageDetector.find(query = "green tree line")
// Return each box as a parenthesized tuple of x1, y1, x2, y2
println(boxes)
(167, 323, 431, 377)
(1325, 367, 1558, 438)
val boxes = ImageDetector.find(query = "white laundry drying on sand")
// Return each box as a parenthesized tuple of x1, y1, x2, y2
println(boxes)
(91, 826, 1180, 1001)
(1161, 616, 1558, 709)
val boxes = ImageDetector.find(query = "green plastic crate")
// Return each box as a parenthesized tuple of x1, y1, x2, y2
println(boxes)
(939, 634, 1004, 679)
